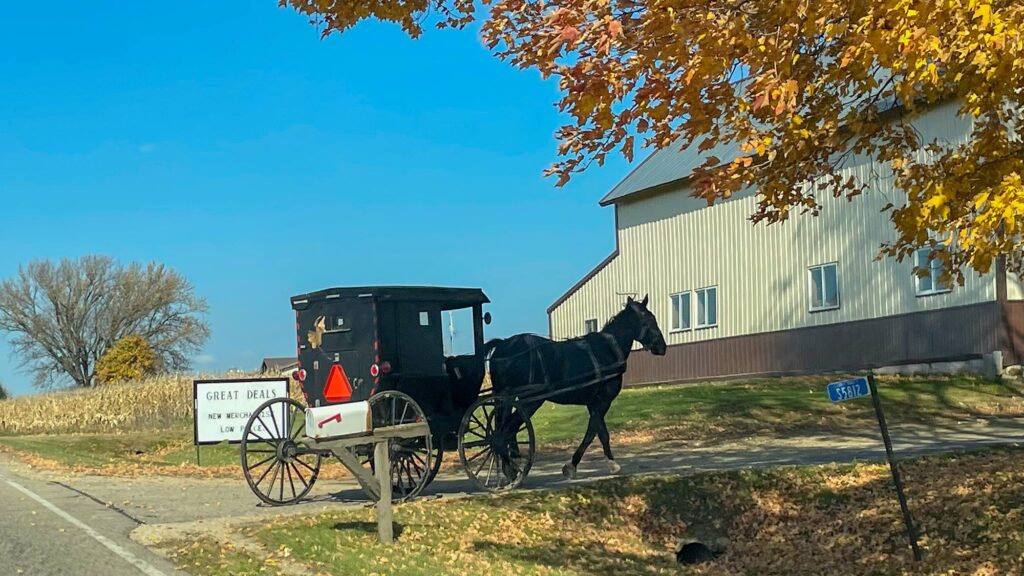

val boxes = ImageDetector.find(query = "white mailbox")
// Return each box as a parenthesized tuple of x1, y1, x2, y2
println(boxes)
(305, 401, 373, 440)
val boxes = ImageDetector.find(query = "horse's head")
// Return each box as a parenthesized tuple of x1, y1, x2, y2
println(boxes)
(625, 295, 667, 356)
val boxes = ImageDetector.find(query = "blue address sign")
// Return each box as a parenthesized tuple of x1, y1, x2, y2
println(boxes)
(827, 377, 871, 402)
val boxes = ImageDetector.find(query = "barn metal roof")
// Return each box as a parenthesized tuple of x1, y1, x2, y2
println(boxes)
(598, 136, 742, 205)
(291, 286, 489, 311)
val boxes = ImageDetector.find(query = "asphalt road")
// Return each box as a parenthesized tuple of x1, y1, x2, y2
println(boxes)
(0, 465, 187, 576)
(1, 416, 1022, 576)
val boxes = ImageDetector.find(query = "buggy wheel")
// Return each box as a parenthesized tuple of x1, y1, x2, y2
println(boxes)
(426, 441, 443, 484)
(365, 437, 443, 487)
(367, 391, 433, 502)
(241, 397, 322, 506)
(458, 396, 535, 492)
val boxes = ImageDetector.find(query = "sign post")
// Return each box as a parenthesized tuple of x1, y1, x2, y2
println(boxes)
(828, 374, 922, 561)
(865, 374, 922, 561)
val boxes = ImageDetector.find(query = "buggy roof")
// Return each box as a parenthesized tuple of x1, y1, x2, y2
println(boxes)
(291, 286, 489, 311)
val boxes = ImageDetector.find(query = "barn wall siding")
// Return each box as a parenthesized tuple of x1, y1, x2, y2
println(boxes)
(621, 302, 1003, 384)
(551, 178, 996, 348)
(1004, 301, 1024, 365)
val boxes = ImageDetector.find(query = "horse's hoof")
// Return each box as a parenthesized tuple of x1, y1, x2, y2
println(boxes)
(562, 463, 577, 480)
(608, 460, 622, 475)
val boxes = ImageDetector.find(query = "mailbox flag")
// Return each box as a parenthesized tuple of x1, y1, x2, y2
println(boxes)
(324, 363, 353, 403)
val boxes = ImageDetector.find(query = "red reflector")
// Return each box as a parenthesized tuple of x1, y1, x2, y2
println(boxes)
(323, 363, 352, 403)
(381, 361, 392, 375)
(369, 364, 380, 378)
(292, 369, 307, 382)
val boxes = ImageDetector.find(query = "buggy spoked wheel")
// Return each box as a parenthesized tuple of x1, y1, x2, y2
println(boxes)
(458, 396, 535, 492)
(367, 391, 433, 502)
(241, 397, 322, 506)
(426, 440, 443, 484)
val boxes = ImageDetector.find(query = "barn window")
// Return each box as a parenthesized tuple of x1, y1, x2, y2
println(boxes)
(584, 319, 599, 334)
(808, 263, 840, 311)
(914, 248, 952, 296)
(695, 286, 718, 328)
(669, 291, 691, 331)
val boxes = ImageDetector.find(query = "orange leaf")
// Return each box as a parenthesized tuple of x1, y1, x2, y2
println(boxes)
(752, 91, 768, 110)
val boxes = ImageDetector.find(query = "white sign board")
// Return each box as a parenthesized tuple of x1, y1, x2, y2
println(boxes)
(193, 378, 290, 445)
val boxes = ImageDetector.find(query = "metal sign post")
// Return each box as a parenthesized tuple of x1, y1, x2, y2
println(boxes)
(828, 374, 922, 561)
(866, 374, 922, 561)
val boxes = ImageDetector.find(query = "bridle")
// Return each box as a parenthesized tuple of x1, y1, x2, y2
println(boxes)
(631, 305, 655, 351)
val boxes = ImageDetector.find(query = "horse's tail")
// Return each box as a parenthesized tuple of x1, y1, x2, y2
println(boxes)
(483, 337, 520, 393)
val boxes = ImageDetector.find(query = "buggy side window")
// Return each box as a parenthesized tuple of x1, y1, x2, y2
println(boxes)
(419, 311, 430, 326)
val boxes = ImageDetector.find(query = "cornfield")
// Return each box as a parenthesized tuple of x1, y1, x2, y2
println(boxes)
(0, 373, 300, 436)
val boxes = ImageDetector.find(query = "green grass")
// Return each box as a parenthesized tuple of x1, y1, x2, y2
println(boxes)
(161, 446, 1024, 576)
(529, 375, 1024, 445)
(162, 541, 268, 576)
(0, 431, 186, 467)
(0, 428, 239, 469)
(1, 376, 1021, 473)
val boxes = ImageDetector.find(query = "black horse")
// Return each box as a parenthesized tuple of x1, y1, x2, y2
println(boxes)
(485, 295, 667, 479)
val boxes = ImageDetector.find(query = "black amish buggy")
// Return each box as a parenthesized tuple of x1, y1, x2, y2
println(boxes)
(239, 286, 498, 505)
(294, 286, 493, 462)
(239, 285, 666, 506)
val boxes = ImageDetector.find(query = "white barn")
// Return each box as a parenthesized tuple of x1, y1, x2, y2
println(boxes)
(548, 101, 1024, 384)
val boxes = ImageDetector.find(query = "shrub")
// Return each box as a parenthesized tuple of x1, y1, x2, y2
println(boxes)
(96, 335, 160, 385)
(0, 382, 8, 401)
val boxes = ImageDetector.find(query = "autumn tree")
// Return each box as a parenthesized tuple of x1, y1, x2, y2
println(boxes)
(95, 335, 161, 385)
(282, 0, 1024, 280)
(0, 256, 209, 389)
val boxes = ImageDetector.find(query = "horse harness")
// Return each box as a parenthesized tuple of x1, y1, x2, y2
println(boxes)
(531, 332, 627, 391)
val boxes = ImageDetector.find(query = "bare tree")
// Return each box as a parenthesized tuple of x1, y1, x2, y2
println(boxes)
(0, 256, 210, 389)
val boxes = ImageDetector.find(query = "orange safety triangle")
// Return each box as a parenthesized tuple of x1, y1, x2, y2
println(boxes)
(323, 363, 353, 403)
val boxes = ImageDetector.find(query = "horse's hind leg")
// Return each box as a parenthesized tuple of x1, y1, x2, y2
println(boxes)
(564, 411, 600, 479)
(595, 411, 621, 474)
(499, 400, 541, 481)
(505, 400, 541, 459)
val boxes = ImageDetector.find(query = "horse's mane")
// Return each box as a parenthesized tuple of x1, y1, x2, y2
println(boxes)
(603, 303, 637, 331)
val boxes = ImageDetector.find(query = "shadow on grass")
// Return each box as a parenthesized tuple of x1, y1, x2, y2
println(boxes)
(506, 450, 1024, 575)
(474, 538, 679, 576)
(725, 447, 1024, 575)
(332, 521, 405, 540)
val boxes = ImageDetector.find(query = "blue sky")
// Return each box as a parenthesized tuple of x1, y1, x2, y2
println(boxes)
(0, 2, 630, 395)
